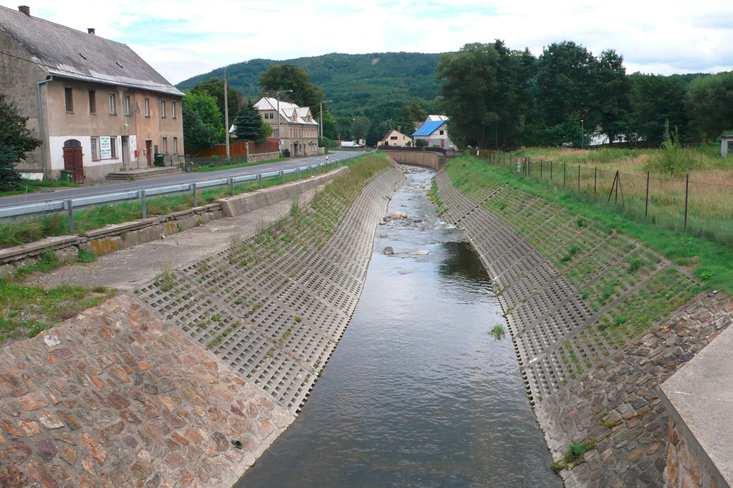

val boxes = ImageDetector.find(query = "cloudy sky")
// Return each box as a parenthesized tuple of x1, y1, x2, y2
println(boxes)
(10, 0, 733, 83)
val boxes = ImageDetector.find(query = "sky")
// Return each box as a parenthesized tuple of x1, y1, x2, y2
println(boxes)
(9, 0, 733, 84)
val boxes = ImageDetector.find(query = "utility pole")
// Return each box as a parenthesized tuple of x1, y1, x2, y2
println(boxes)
(224, 66, 231, 161)
(319, 100, 323, 143)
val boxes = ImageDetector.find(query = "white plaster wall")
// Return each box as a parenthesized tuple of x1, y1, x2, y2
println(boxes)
(49, 135, 126, 170)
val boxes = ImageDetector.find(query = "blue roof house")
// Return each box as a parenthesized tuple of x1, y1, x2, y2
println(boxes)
(412, 115, 457, 150)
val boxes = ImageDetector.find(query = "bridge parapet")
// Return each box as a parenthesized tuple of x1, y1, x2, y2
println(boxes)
(382, 149, 446, 170)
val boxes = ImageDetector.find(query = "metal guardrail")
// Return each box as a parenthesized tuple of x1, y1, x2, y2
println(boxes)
(0, 160, 338, 230)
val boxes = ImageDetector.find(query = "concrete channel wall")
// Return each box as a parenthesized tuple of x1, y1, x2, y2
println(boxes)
(435, 171, 732, 487)
(0, 164, 404, 487)
(0, 167, 346, 278)
(382, 149, 445, 170)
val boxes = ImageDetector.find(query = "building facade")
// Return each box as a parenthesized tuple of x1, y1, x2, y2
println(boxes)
(0, 5, 183, 181)
(253, 97, 319, 157)
(377, 129, 412, 148)
(413, 115, 457, 150)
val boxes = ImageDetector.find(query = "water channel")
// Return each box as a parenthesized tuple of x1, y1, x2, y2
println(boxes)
(238, 167, 560, 487)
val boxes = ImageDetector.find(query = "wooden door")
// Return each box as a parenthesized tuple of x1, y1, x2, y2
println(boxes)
(145, 140, 152, 166)
(62, 139, 84, 183)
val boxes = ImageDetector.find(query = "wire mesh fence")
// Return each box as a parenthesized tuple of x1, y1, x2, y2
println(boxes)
(484, 152, 733, 246)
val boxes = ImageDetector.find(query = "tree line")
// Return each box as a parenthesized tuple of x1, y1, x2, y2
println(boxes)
(438, 41, 733, 149)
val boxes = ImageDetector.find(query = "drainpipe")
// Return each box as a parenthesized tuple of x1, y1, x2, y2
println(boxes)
(36, 77, 51, 179)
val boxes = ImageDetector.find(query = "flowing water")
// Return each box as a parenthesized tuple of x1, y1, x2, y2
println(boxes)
(237, 167, 561, 488)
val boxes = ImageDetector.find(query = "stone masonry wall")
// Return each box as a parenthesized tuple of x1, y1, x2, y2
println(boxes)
(664, 416, 729, 488)
(0, 294, 293, 488)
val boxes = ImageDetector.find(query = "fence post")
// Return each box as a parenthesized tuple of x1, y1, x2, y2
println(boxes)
(257, 173, 262, 187)
(577, 164, 581, 192)
(228, 177, 234, 196)
(527, 158, 531, 177)
(644, 171, 650, 217)
(540, 160, 543, 179)
(550, 161, 553, 182)
(684, 173, 689, 231)
(138, 190, 147, 219)
(563, 162, 566, 187)
(594, 167, 597, 194)
(191, 182, 197, 207)
(64, 199, 74, 233)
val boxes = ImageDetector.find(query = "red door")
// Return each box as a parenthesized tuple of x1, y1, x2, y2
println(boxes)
(145, 140, 152, 166)
(62, 139, 84, 183)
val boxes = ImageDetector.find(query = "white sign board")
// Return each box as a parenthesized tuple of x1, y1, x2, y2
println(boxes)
(99, 136, 112, 159)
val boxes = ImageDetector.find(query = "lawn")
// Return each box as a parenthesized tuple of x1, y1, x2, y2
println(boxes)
(500, 146, 733, 245)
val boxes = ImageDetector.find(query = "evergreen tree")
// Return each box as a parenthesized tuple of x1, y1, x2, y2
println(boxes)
(234, 102, 266, 143)
(0, 95, 40, 191)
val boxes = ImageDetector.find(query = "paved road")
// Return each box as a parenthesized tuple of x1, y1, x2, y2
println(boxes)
(0, 151, 364, 208)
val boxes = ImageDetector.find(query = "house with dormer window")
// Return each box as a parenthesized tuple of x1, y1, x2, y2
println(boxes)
(253, 97, 319, 157)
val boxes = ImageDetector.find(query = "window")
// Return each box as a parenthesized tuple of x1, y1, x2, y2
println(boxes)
(439, 130, 444, 135)
(91, 136, 99, 161)
(108, 93, 117, 115)
(109, 136, 117, 159)
(161, 99, 166, 119)
(123, 95, 131, 116)
(144, 98, 150, 117)
(64, 87, 73, 112)
(171, 101, 177, 119)
(173, 137, 178, 154)
(162, 136, 168, 154)
(88, 90, 96, 114)
(390, 135, 398, 140)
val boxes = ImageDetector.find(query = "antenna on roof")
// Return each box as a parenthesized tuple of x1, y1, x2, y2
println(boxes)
(18, 5, 30, 16)
(88, 28, 95, 35)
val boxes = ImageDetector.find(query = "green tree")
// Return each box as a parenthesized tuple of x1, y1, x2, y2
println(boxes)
(234, 102, 267, 143)
(0, 95, 40, 190)
(191, 79, 242, 131)
(627, 73, 689, 145)
(594, 50, 631, 143)
(259, 64, 324, 114)
(686, 71, 733, 142)
(351, 116, 370, 141)
(182, 92, 222, 153)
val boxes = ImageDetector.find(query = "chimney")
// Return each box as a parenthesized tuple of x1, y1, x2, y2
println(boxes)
(87, 28, 95, 34)
(18, 5, 30, 16)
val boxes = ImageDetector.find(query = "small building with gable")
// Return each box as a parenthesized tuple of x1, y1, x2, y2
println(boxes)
(253, 97, 319, 157)
(377, 129, 412, 148)
(412, 115, 457, 150)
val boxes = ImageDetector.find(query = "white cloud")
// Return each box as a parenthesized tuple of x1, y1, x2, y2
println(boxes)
(7, 0, 733, 83)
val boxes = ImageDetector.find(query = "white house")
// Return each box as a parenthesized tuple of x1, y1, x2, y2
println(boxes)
(412, 115, 457, 150)
(377, 129, 412, 148)
(253, 97, 319, 156)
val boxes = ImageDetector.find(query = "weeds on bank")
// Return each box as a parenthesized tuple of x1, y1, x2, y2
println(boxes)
(0, 279, 114, 345)
(551, 440, 596, 472)
(489, 324, 506, 340)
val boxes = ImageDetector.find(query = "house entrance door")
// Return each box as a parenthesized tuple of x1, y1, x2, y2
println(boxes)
(121, 136, 130, 169)
(145, 140, 152, 166)
(62, 139, 84, 183)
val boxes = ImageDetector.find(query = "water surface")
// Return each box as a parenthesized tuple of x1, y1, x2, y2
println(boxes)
(238, 167, 560, 488)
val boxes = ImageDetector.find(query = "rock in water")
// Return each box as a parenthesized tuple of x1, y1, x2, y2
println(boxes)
(383, 246, 395, 256)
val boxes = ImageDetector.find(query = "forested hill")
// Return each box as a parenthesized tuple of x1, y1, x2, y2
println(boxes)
(176, 52, 443, 116)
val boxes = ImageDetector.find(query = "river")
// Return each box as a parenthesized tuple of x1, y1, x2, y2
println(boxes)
(237, 167, 561, 488)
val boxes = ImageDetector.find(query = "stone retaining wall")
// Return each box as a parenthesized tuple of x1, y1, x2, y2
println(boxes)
(434, 170, 732, 487)
(0, 167, 346, 279)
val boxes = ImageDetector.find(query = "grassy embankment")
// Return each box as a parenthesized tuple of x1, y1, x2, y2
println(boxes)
(0, 153, 391, 347)
(508, 146, 733, 245)
(192, 156, 284, 172)
(0, 178, 77, 197)
(444, 155, 732, 362)
(0, 159, 353, 249)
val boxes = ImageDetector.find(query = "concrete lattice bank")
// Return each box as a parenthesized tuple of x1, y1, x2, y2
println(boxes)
(435, 165, 732, 487)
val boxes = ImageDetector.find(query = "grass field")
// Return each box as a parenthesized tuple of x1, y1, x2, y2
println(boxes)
(499, 146, 733, 245)
(192, 156, 284, 172)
